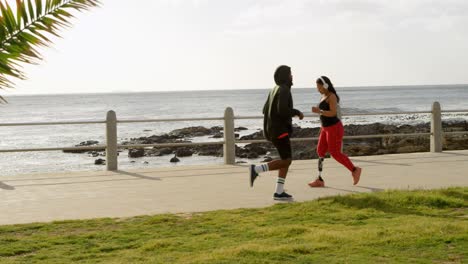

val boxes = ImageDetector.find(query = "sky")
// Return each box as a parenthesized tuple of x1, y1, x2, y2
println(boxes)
(4, 0, 468, 95)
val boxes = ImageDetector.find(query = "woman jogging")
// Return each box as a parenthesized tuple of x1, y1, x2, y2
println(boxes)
(308, 76, 362, 187)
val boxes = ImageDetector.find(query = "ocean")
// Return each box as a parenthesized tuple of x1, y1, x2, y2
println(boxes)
(1, 85, 467, 175)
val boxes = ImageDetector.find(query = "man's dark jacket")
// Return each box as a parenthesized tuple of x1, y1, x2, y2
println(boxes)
(263, 65, 301, 141)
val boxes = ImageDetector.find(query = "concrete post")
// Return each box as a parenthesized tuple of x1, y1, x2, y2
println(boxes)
(106, 110, 118, 171)
(224, 107, 236, 165)
(431, 102, 443, 153)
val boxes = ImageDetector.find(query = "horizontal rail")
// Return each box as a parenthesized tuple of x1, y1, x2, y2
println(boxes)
(234, 115, 264, 120)
(1, 110, 466, 127)
(235, 139, 269, 144)
(0, 145, 106, 153)
(0, 142, 226, 153)
(236, 138, 317, 144)
(344, 133, 432, 139)
(444, 131, 468, 135)
(442, 110, 468, 113)
(342, 111, 432, 116)
(0, 121, 106, 127)
(0, 118, 225, 127)
(235, 111, 435, 120)
(117, 117, 225, 123)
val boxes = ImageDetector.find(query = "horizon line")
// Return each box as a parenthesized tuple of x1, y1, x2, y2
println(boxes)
(4, 83, 468, 97)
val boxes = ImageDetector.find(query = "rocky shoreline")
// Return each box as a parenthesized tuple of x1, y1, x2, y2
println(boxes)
(65, 121, 468, 165)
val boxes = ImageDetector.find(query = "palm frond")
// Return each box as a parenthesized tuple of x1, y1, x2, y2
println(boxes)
(0, 0, 100, 103)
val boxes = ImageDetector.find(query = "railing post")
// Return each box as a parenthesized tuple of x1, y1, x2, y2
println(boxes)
(431, 102, 443, 153)
(224, 107, 236, 165)
(106, 110, 118, 171)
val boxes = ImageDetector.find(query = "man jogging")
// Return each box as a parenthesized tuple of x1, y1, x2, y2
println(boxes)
(249, 65, 304, 200)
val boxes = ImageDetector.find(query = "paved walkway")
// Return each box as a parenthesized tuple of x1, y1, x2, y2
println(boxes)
(1, 150, 467, 225)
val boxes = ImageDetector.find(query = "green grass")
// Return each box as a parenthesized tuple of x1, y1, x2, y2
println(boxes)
(1, 188, 467, 264)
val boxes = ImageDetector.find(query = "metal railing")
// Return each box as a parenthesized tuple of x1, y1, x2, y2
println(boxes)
(1, 102, 467, 171)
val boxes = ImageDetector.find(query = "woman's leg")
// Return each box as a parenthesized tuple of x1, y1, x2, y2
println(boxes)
(327, 122, 362, 185)
(327, 122, 355, 172)
(309, 128, 328, 187)
(316, 127, 329, 178)
(316, 127, 328, 158)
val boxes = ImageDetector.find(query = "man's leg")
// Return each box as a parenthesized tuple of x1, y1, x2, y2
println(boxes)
(273, 137, 293, 200)
(250, 136, 291, 186)
(265, 159, 291, 171)
(249, 155, 291, 187)
(275, 159, 291, 195)
(250, 136, 293, 200)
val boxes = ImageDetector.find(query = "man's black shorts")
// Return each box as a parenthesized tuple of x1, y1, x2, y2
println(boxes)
(272, 136, 292, 160)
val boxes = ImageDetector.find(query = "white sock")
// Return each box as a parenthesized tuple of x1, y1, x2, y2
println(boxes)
(254, 164, 269, 174)
(275, 177, 285, 194)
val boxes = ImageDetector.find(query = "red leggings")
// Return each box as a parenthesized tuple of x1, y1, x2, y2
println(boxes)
(317, 121, 355, 172)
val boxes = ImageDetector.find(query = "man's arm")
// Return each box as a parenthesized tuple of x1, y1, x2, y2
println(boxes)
(263, 94, 270, 115)
(292, 108, 304, 119)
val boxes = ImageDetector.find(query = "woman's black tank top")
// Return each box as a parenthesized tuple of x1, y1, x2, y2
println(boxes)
(319, 97, 340, 127)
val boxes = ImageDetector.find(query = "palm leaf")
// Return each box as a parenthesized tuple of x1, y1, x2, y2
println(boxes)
(0, 0, 100, 103)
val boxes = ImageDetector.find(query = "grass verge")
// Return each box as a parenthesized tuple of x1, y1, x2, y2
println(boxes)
(1, 187, 467, 263)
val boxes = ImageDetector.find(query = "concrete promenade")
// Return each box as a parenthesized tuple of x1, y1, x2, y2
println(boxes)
(1, 150, 467, 225)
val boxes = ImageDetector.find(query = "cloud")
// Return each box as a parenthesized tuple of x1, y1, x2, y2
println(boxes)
(226, 0, 468, 34)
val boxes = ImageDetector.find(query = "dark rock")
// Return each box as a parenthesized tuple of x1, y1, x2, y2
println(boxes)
(128, 148, 145, 158)
(196, 145, 223, 157)
(68, 120, 468, 161)
(159, 148, 174, 155)
(244, 144, 268, 155)
(444, 135, 468, 150)
(146, 147, 174, 157)
(78, 140, 99, 146)
(247, 152, 259, 159)
(88, 151, 104, 157)
(211, 126, 224, 132)
(94, 158, 106, 165)
(291, 127, 321, 138)
(64, 140, 100, 153)
(293, 148, 318, 160)
(263, 156, 273, 162)
(193, 132, 207, 137)
(235, 146, 248, 158)
(169, 126, 212, 137)
(236, 161, 247, 164)
(240, 131, 264, 140)
(176, 148, 194, 157)
(170, 155, 180, 163)
(235, 127, 248, 131)
(122, 134, 185, 145)
(211, 133, 223, 138)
